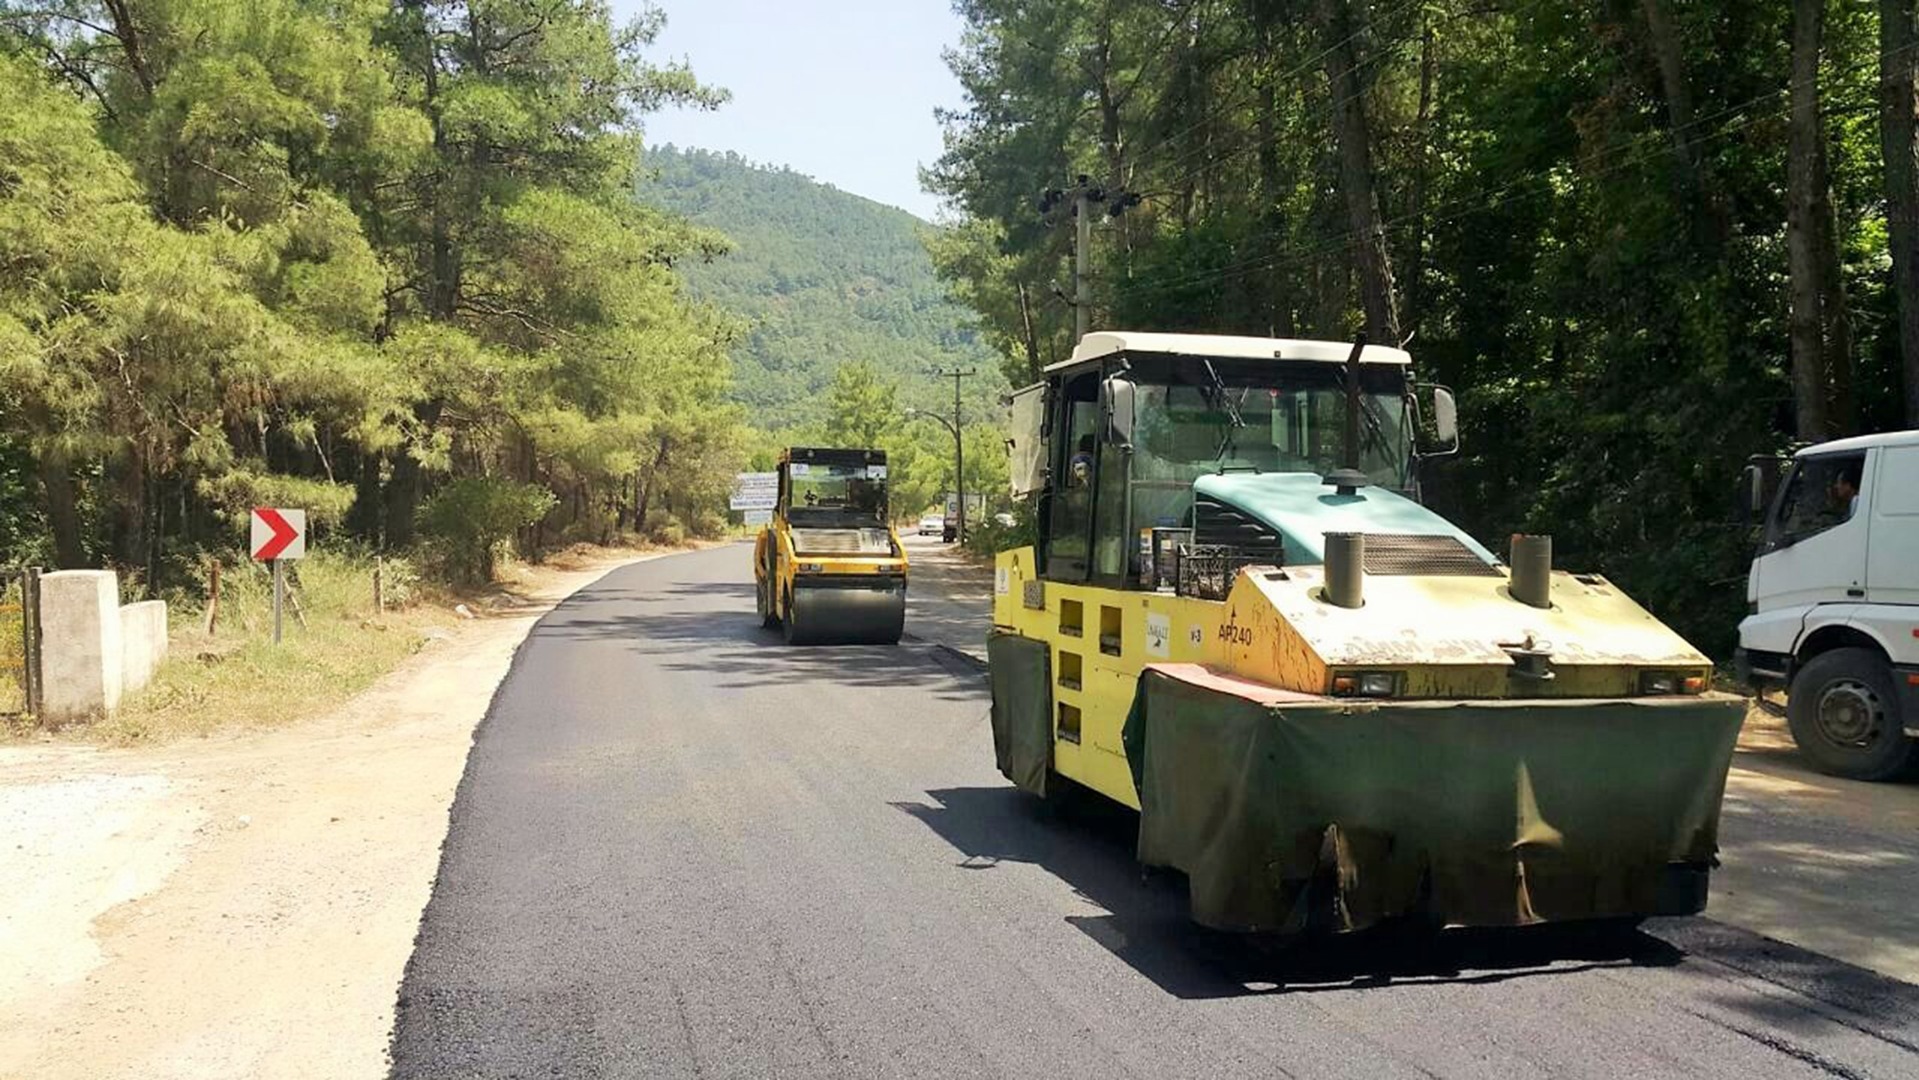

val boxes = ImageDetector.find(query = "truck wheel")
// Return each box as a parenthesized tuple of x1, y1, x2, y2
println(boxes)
(1786, 647, 1915, 781)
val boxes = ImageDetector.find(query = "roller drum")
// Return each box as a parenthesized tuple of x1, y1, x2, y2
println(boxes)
(783, 577, 906, 646)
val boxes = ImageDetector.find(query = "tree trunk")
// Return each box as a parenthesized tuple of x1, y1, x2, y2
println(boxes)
(1815, 163, 1857, 434)
(1015, 281, 1042, 382)
(632, 438, 672, 535)
(1406, 15, 1437, 336)
(1092, 15, 1129, 266)
(1786, 0, 1831, 440)
(1251, 0, 1287, 336)
(347, 448, 384, 546)
(37, 446, 85, 569)
(384, 451, 423, 548)
(1882, 0, 1919, 426)
(108, 447, 147, 572)
(1639, 0, 1731, 253)
(1640, 0, 1701, 177)
(1317, 0, 1401, 344)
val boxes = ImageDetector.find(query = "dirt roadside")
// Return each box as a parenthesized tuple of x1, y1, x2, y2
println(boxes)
(0, 550, 667, 1080)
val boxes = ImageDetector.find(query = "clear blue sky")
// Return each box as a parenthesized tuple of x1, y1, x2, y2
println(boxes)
(619, 0, 967, 221)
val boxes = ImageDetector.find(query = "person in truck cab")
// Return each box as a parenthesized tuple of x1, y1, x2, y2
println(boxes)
(1831, 462, 1862, 520)
(1069, 434, 1096, 487)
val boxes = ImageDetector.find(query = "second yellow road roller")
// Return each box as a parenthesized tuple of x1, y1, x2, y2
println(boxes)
(754, 447, 908, 645)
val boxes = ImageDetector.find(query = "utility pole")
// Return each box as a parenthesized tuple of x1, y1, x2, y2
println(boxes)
(929, 368, 976, 544)
(1074, 187, 1094, 341)
(1039, 177, 1141, 343)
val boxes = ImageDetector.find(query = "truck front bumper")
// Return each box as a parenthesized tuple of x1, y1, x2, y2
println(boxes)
(1897, 664, 1919, 737)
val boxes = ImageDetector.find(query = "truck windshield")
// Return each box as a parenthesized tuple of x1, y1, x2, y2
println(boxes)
(1130, 367, 1412, 489)
(789, 463, 887, 524)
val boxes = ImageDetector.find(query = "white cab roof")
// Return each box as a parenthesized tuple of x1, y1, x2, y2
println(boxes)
(1796, 429, 1919, 456)
(1048, 331, 1412, 373)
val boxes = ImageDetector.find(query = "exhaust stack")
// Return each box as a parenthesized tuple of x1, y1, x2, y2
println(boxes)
(1324, 532, 1365, 608)
(1510, 534, 1553, 608)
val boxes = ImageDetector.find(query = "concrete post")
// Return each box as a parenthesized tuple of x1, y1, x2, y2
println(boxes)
(119, 599, 169, 694)
(39, 570, 123, 724)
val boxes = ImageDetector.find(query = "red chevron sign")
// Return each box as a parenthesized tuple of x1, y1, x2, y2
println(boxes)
(250, 507, 307, 561)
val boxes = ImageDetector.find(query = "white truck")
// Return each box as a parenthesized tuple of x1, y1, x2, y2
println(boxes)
(1737, 430, 1919, 780)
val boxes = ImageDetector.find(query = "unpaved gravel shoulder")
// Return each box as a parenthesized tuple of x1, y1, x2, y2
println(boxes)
(0, 551, 665, 1080)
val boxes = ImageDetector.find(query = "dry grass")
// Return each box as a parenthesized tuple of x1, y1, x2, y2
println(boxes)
(72, 553, 458, 744)
(0, 578, 25, 720)
(3, 540, 711, 745)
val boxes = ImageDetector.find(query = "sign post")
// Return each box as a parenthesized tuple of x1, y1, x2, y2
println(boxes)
(729, 472, 778, 515)
(250, 508, 308, 644)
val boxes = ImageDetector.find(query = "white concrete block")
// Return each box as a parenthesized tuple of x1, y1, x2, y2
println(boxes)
(38, 570, 123, 724)
(119, 599, 169, 695)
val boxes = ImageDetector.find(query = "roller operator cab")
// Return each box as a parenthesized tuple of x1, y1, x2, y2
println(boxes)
(1736, 430, 1919, 781)
(754, 448, 908, 646)
(988, 331, 1746, 935)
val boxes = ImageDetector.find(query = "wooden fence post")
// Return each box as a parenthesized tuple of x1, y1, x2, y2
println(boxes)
(203, 560, 221, 636)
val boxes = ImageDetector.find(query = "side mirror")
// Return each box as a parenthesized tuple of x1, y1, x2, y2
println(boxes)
(1419, 384, 1459, 455)
(1738, 464, 1765, 522)
(1102, 376, 1136, 448)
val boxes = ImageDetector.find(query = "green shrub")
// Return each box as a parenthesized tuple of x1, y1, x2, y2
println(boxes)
(962, 500, 1034, 557)
(417, 477, 557, 582)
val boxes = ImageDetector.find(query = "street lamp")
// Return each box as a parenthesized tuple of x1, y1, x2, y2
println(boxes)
(905, 407, 965, 544)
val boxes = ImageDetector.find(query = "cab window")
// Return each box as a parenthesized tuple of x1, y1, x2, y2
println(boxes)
(1770, 452, 1866, 548)
(1045, 374, 1101, 580)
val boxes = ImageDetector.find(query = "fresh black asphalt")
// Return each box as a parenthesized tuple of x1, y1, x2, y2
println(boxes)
(389, 543, 1919, 1078)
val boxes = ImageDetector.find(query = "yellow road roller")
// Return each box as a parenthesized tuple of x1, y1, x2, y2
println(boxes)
(755, 447, 908, 645)
(989, 331, 1744, 934)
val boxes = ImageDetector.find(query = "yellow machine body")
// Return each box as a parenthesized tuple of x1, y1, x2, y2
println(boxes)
(754, 447, 908, 645)
(991, 547, 1727, 811)
(982, 331, 1743, 933)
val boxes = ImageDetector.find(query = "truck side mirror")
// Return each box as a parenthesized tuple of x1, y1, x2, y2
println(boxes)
(1102, 376, 1136, 448)
(1737, 455, 1787, 525)
(1421, 384, 1459, 455)
(1738, 463, 1766, 522)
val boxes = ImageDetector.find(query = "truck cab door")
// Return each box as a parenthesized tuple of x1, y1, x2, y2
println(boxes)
(1752, 451, 1871, 621)
(1865, 445, 1919, 606)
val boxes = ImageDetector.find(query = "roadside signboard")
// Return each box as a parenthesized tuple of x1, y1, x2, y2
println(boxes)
(729, 472, 778, 512)
(250, 507, 307, 561)
(250, 507, 307, 646)
(742, 508, 772, 526)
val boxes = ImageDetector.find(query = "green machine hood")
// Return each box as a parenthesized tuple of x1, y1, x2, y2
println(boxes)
(1192, 472, 1500, 567)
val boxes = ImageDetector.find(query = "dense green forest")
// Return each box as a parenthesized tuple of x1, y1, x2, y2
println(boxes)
(0, 0, 741, 582)
(928, 0, 1919, 653)
(640, 145, 1001, 428)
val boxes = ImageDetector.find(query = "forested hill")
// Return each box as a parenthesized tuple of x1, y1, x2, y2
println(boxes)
(639, 146, 997, 427)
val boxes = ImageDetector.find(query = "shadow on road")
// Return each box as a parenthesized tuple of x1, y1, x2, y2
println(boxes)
(896, 784, 1685, 1000)
(529, 579, 987, 699)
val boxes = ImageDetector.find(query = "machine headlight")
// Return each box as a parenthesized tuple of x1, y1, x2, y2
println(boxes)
(1332, 671, 1400, 697)
(1638, 671, 1707, 695)
(798, 562, 824, 573)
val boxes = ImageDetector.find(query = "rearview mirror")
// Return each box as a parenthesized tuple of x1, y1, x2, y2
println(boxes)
(1738, 458, 1782, 523)
(1738, 464, 1764, 521)
(1421, 384, 1459, 455)
(1102, 376, 1136, 448)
